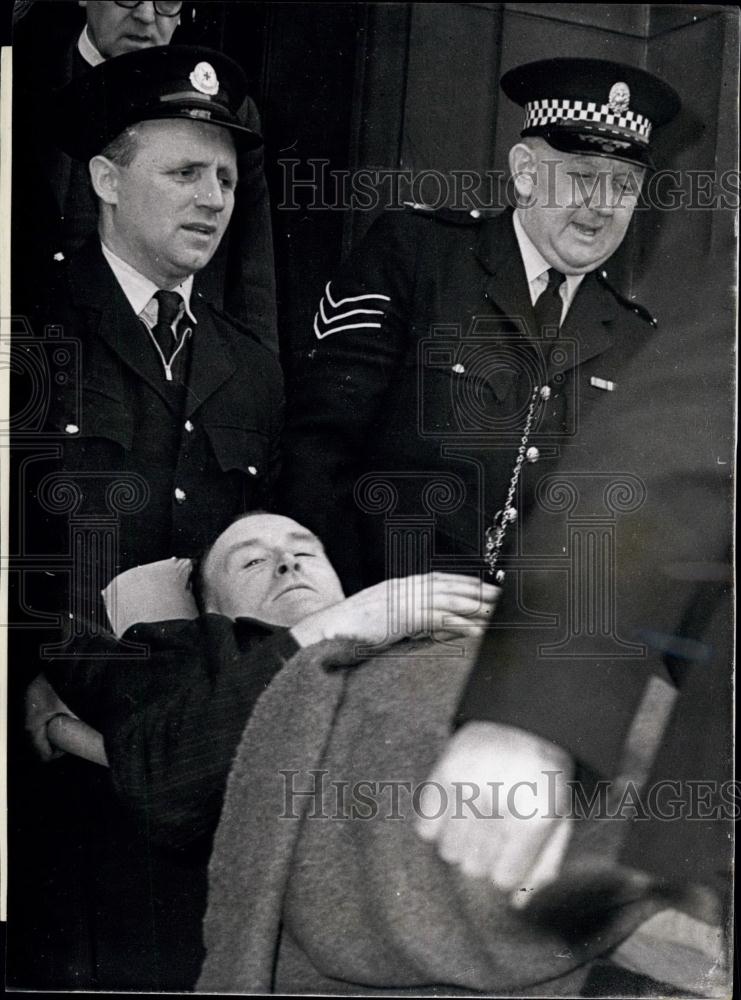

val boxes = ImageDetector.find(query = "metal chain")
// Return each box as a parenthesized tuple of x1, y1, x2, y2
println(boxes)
(484, 384, 549, 582)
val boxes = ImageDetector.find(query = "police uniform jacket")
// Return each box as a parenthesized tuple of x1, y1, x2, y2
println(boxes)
(279, 206, 656, 594)
(14, 238, 283, 633)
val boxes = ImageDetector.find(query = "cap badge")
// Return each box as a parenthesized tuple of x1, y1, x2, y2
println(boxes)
(190, 61, 219, 97)
(608, 82, 631, 114)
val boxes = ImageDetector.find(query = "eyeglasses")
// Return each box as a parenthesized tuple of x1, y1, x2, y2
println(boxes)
(114, 1, 183, 17)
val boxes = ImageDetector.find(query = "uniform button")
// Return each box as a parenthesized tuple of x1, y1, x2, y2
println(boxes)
(174, 487, 187, 503)
(247, 466, 258, 476)
(539, 385, 552, 400)
(470, 209, 481, 219)
(65, 423, 79, 435)
(526, 446, 540, 463)
(184, 420, 194, 433)
(53, 251, 65, 262)
(451, 363, 465, 374)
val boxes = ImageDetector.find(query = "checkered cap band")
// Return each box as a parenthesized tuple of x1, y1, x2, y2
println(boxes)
(525, 99, 652, 143)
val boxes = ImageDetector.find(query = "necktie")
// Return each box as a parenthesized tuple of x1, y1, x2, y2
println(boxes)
(152, 289, 183, 355)
(150, 290, 187, 381)
(534, 268, 566, 335)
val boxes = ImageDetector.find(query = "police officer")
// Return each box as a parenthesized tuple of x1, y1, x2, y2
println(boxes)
(12, 1, 277, 351)
(36, 44, 283, 595)
(276, 58, 687, 977)
(9, 45, 282, 990)
(278, 57, 681, 595)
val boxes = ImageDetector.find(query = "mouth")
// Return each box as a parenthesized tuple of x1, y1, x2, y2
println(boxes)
(273, 583, 315, 601)
(123, 34, 155, 45)
(181, 223, 218, 239)
(570, 221, 604, 239)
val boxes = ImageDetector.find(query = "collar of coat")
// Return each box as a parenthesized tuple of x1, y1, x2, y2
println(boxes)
(66, 238, 239, 417)
(473, 208, 619, 369)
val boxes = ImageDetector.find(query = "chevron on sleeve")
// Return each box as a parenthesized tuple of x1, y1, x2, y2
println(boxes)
(313, 281, 391, 340)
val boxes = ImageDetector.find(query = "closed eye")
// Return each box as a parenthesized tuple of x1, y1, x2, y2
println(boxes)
(242, 557, 266, 569)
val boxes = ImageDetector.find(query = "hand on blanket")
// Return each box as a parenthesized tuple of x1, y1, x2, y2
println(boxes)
(415, 721, 573, 893)
(290, 572, 499, 650)
(25, 671, 79, 762)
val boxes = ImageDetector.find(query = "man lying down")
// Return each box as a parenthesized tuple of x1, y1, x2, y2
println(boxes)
(42, 512, 498, 851)
(40, 512, 728, 996)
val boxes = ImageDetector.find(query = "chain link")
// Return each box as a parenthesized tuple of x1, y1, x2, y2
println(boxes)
(484, 384, 545, 582)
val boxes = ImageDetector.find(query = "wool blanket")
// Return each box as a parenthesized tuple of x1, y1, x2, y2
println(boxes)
(198, 636, 665, 994)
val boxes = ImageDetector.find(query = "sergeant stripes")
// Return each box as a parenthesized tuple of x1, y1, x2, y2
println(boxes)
(314, 281, 390, 339)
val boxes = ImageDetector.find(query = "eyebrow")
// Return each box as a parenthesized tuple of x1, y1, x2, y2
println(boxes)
(163, 158, 236, 172)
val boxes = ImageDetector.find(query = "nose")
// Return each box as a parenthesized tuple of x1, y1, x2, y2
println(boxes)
(276, 553, 302, 576)
(132, 1, 157, 22)
(194, 171, 226, 212)
(592, 191, 616, 217)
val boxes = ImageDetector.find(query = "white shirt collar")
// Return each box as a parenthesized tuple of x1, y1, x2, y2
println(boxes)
(512, 209, 584, 315)
(77, 24, 106, 68)
(100, 241, 198, 327)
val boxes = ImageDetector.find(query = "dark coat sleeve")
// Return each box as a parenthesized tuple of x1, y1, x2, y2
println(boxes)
(456, 283, 734, 789)
(48, 616, 300, 849)
(277, 211, 423, 591)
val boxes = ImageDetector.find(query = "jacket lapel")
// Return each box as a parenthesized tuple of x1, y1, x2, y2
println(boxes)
(474, 209, 537, 338)
(473, 213, 619, 376)
(69, 241, 174, 406)
(558, 270, 618, 373)
(183, 288, 237, 418)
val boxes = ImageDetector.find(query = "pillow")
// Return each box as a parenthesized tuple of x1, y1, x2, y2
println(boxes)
(101, 557, 198, 637)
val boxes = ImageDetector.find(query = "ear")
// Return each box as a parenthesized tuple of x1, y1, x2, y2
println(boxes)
(89, 155, 121, 206)
(509, 142, 538, 203)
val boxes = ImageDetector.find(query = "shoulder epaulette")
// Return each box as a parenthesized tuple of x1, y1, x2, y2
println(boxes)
(596, 269, 658, 328)
(402, 202, 487, 226)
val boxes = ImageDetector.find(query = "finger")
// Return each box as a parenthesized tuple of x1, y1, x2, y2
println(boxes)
(414, 780, 451, 842)
(490, 818, 558, 892)
(509, 818, 573, 909)
(431, 615, 488, 637)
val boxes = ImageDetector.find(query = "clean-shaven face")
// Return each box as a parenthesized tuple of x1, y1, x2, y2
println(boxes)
(81, 1, 180, 58)
(519, 143, 645, 274)
(103, 118, 237, 288)
(202, 514, 345, 626)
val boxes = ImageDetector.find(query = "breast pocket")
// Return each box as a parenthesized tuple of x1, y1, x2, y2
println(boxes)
(205, 424, 269, 479)
(411, 345, 525, 438)
(52, 385, 134, 451)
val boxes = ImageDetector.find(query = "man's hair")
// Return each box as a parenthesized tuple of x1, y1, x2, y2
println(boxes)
(100, 126, 140, 167)
(188, 510, 270, 615)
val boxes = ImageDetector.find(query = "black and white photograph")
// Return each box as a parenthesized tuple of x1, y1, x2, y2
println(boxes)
(1, 2, 737, 995)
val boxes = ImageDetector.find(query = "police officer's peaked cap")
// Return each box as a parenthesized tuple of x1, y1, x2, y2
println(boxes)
(53, 44, 261, 161)
(501, 57, 681, 169)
